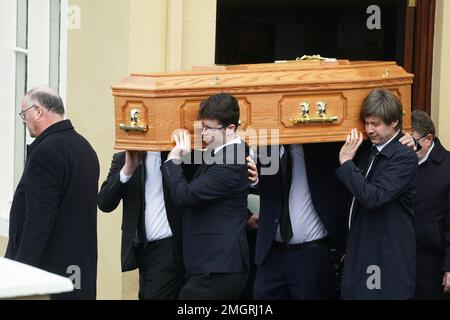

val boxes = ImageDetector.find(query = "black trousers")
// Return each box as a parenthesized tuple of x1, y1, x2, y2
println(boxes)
(136, 237, 184, 300)
(254, 239, 335, 300)
(178, 272, 248, 300)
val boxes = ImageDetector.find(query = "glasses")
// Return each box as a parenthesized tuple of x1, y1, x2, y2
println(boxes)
(18, 104, 38, 120)
(201, 123, 226, 132)
(413, 134, 428, 152)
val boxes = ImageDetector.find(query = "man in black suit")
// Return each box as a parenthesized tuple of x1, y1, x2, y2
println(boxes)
(161, 93, 250, 300)
(336, 89, 418, 299)
(6, 86, 99, 299)
(98, 150, 185, 300)
(253, 142, 348, 300)
(411, 110, 450, 299)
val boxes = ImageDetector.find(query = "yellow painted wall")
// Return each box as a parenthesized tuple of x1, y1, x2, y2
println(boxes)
(181, 0, 217, 69)
(128, 0, 168, 73)
(128, 0, 217, 73)
(67, 0, 130, 300)
(432, 0, 450, 149)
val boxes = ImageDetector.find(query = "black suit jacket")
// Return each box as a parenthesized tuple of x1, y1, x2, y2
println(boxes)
(5, 120, 99, 300)
(161, 143, 250, 274)
(97, 151, 183, 272)
(335, 132, 418, 299)
(255, 143, 349, 265)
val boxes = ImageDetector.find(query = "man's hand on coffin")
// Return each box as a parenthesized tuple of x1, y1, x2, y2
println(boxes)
(168, 130, 191, 161)
(339, 128, 363, 165)
(122, 151, 145, 176)
(399, 132, 417, 151)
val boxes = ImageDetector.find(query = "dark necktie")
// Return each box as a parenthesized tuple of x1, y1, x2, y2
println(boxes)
(138, 163, 148, 245)
(280, 145, 293, 242)
(364, 145, 380, 177)
(348, 145, 379, 229)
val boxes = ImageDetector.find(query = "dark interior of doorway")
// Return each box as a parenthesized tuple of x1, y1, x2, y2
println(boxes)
(215, 0, 407, 66)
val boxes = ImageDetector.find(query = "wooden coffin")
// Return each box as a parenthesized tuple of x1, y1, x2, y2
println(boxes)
(112, 60, 413, 151)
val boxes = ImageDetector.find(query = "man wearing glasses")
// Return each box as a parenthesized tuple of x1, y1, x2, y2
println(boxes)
(161, 93, 251, 299)
(6, 86, 99, 299)
(411, 110, 450, 299)
(98, 92, 257, 300)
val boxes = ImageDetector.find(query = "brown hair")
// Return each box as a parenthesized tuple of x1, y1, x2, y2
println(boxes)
(360, 88, 403, 130)
(198, 93, 240, 129)
(411, 110, 435, 137)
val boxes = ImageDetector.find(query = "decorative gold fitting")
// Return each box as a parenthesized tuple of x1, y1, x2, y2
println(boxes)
(119, 109, 148, 132)
(296, 54, 337, 62)
(382, 69, 390, 77)
(291, 101, 338, 124)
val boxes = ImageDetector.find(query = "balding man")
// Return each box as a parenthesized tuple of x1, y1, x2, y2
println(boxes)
(5, 86, 99, 300)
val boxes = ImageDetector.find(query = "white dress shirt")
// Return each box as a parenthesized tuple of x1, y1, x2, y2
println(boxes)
(418, 141, 434, 165)
(275, 145, 328, 244)
(120, 152, 173, 241)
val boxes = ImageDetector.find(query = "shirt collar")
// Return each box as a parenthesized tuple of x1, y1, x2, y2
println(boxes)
(418, 141, 435, 165)
(374, 130, 400, 152)
(213, 136, 242, 155)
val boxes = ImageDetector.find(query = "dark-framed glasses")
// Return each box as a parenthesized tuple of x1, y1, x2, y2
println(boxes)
(18, 104, 38, 120)
(413, 134, 428, 152)
(201, 122, 226, 132)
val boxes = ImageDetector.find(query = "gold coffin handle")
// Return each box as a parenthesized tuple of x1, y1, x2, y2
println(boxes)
(119, 109, 148, 132)
(119, 123, 148, 132)
(291, 101, 338, 124)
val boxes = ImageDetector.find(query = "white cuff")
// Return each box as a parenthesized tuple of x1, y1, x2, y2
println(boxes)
(250, 179, 259, 188)
(119, 169, 132, 184)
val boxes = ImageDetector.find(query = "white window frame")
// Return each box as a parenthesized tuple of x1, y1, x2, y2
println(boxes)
(0, 0, 68, 237)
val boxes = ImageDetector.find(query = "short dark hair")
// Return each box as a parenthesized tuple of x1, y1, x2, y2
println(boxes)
(360, 88, 403, 130)
(198, 93, 240, 129)
(26, 87, 65, 115)
(411, 110, 435, 137)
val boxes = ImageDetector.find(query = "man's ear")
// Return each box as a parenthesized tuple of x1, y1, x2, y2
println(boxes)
(391, 120, 399, 129)
(35, 105, 43, 119)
